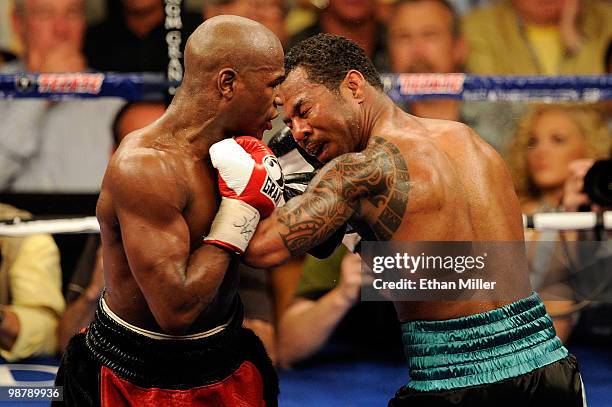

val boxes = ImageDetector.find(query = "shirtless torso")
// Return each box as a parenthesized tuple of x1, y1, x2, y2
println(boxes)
(354, 114, 532, 321)
(246, 71, 531, 322)
(97, 124, 238, 333)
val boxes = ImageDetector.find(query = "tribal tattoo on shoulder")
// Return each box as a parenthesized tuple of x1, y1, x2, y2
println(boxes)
(277, 136, 410, 255)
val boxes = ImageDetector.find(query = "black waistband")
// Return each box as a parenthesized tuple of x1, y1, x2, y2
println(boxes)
(85, 296, 246, 388)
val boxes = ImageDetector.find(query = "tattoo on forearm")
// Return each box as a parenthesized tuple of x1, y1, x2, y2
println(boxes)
(278, 137, 410, 254)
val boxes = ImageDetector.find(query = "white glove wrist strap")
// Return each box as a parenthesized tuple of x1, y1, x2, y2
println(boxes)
(204, 198, 260, 253)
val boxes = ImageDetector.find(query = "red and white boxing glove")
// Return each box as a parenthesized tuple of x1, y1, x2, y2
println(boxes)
(203, 136, 285, 254)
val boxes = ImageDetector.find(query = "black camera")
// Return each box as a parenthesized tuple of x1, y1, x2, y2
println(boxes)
(583, 159, 612, 207)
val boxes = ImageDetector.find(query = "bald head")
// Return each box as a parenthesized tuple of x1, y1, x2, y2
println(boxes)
(184, 15, 283, 80)
(171, 15, 284, 139)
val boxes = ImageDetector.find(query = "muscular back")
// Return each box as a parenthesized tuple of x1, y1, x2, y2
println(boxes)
(379, 116, 524, 242)
(258, 113, 531, 322)
(97, 125, 238, 334)
(360, 116, 531, 321)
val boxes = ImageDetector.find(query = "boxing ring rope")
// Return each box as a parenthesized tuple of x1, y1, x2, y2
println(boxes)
(0, 72, 175, 101)
(381, 73, 612, 102)
(0, 216, 100, 236)
(0, 73, 610, 101)
(523, 212, 612, 231)
(0, 212, 611, 236)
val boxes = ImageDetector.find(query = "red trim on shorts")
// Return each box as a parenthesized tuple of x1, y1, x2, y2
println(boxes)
(100, 361, 266, 406)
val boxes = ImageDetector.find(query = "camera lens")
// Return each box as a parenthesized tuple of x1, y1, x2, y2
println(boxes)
(583, 160, 612, 207)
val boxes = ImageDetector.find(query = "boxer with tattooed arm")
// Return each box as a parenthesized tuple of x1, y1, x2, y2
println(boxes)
(210, 34, 585, 406)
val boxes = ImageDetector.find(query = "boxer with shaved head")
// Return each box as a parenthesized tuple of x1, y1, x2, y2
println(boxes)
(54, 16, 285, 406)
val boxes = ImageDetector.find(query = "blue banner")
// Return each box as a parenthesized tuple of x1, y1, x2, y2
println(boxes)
(1, 73, 610, 101)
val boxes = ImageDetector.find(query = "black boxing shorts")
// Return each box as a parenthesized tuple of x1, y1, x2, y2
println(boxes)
(53, 296, 278, 407)
(389, 293, 586, 407)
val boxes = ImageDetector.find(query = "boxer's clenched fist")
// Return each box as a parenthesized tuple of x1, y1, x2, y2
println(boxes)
(204, 136, 285, 254)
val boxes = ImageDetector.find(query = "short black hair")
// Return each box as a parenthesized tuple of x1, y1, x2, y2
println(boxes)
(285, 33, 383, 91)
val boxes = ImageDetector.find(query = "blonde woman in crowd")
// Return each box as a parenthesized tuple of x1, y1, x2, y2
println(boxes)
(506, 103, 610, 342)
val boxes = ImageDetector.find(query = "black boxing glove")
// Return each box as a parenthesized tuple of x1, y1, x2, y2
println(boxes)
(268, 127, 362, 258)
(268, 127, 322, 201)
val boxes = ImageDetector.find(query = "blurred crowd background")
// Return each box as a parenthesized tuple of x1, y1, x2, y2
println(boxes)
(0, 0, 610, 371)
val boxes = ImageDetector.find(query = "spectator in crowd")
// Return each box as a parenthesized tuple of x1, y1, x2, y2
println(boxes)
(386, 0, 522, 152)
(463, 0, 612, 75)
(559, 158, 612, 345)
(289, 0, 388, 71)
(0, 203, 65, 361)
(11, 0, 86, 74)
(387, 0, 467, 120)
(203, 0, 288, 47)
(0, 0, 124, 193)
(85, 0, 201, 72)
(506, 104, 610, 341)
(57, 101, 280, 362)
(277, 247, 403, 368)
(507, 104, 610, 214)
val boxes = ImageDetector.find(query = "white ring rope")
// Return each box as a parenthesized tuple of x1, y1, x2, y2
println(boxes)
(1, 212, 610, 236)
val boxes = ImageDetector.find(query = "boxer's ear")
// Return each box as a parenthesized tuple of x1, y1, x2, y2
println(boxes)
(218, 68, 237, 100)
(343, 70, 365, 103)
